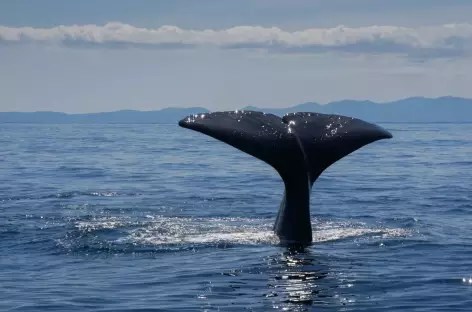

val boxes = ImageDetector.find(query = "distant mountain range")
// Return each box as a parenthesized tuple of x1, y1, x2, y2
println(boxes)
(1, 96, 471, 123)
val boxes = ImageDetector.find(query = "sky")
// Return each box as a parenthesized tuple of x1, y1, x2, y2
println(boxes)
(1, 0, 472, 113)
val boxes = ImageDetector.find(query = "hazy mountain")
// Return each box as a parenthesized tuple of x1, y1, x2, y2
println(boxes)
(0, 107, 210, 124)
(241, 96, 472, 122)
(1, 97, 471, 123)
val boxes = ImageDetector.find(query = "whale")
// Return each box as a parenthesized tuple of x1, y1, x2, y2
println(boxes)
(178, 110, 392, 246)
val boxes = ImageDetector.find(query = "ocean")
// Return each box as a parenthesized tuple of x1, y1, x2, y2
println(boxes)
(1, 122, 471, 311)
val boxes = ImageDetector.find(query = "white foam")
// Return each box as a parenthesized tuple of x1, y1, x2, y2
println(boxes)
(313, 227, 408, 243)
(124, 230, 278, 246)
(73, 215, 411, 247)
(76, 216, 136, 231)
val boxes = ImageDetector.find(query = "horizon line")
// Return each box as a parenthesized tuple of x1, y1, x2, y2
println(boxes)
(1, 95, 470, 115)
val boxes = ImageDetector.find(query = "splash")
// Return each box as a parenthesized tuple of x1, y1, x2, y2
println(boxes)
(60, 215, 412, 253)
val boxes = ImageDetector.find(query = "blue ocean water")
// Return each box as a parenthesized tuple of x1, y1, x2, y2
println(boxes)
(0, 122, 471, 311)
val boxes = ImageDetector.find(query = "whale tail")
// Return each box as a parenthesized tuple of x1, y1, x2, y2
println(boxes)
(178, 111, 392, 245)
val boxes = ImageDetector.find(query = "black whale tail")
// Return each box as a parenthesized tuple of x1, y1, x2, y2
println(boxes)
(178, 111, 392, 245)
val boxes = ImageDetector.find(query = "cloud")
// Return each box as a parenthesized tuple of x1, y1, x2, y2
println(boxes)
(1, 22, 472, 59)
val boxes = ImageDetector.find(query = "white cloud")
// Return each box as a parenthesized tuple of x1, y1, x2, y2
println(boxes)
(1, 22, 472, 59)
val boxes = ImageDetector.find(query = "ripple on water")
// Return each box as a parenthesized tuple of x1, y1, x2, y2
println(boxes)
(2, 123, 472, 311)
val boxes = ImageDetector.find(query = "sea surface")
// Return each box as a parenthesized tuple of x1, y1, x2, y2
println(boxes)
(1, 122, 471, 311)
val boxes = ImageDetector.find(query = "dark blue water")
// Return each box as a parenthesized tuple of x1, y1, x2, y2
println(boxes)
(1, 123, 471, 311)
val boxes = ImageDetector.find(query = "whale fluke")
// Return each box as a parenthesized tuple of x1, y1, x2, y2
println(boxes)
(178, 110, 392, 245)
(282, 112, 393, 183)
